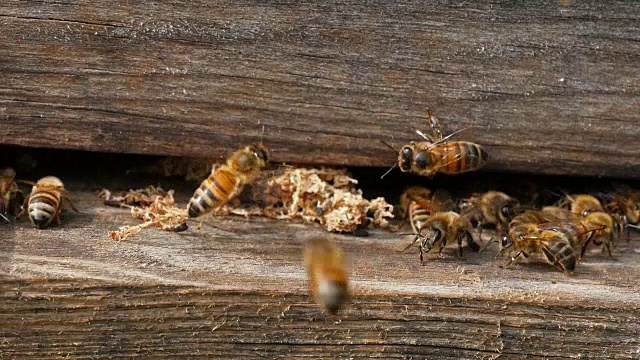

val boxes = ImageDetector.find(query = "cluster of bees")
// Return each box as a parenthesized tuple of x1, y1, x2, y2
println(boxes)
(399, 188, 638, 274)
(3, 109, 639, 315)
(0, 168, 77, 229)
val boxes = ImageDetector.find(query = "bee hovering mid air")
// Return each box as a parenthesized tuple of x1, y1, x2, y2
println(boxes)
(304, 238, 350, 315)
(381, 108, 488, 179)
(19, 176, 79, 229)
(187, 144, 269, 219)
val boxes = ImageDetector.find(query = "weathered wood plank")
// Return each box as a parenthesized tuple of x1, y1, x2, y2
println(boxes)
(0, 1, 639, 178)
(1, 190, 639, 358)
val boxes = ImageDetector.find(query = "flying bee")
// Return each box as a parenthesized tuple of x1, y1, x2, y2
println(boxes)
(500, 228, 577, 273)
(0, 168, 24, 223)
(19, 176, 78, 229)
(558, 194, 603, 217)
(459, 191, 520, 239)
(400, 211, 480, 264)
(187, 144, 269, 218)
(381, 108, 488, 179)
(304, 238, 350, 315)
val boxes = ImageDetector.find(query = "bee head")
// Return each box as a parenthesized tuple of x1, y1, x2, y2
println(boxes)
(499, 198, 520, 224)
(500, 234, 512, 250)
(412, 149, 431, 171)
(250, 143, 269, 165)
(399, 143, 416, 172)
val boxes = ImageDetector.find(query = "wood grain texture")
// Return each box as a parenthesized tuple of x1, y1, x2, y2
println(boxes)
(1, 190, 639, 359)
(0, 1, 639, 178)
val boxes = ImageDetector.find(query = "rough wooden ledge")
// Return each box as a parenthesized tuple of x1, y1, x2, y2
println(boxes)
(1, 190, 639, 359)
(1, 1, 640, 178)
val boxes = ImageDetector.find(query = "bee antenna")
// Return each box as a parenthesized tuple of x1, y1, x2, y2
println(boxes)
(479, 237, 497, 253)
(380, 163, 397, 180)
(379, 140, 400, 179)
(380, 140, 398, 154)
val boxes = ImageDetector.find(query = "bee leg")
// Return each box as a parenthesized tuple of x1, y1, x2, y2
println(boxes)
(438, 238, 447, 258)
(419, 247, 424, 265)
(0, 212, 9, 223)
(397, 235, 420, 254)
(476, 223, 483, 242)
(500, 251, 523, 269)
(63, 197, 80, 213)
(15, 195, 30, 220)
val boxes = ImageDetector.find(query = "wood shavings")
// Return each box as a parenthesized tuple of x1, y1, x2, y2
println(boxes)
(103, 186, 188, 241)
(249, 167, 395, 233)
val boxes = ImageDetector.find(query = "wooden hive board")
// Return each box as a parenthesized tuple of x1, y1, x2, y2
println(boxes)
(1, 1, 640, 178)
(1, 190, 639, 359)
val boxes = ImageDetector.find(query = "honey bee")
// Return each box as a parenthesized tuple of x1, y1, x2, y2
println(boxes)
(20, 176, 78, 229)
(579, 212, 620, 258)
(187, 144, 269, 218)
(401, 211, 480, 263)
(558, 194, 603, 217)
(459, 191, 519, 238)
(398, 187, 454, 232)
(382, 108, 488, 178)
(600, 193, 639, 232)
(0, 168, 23, 223)
(304, 238, 350, 315)
(500, 228, 577, 273)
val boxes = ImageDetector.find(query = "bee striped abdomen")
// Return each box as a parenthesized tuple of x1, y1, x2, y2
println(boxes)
(409, 202, 431, 234)
(28, 190, 61, 229)
(187, 168, 237, 218)
(544, 240, 576, 272)
(440, 142, 488, 175)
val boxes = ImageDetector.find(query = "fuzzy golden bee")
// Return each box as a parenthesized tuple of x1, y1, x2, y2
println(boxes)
(304, 238, 350, 315)
(558, 194, 603, 217)
(187, 144, 269, 218)
(459, 191, 519, 238)
(387, 108, 488, 178)
(0, 168, 23, 223)
(401, 211, 480, 263)
(19, 176, 78, 229)
(398, 187, 454, 233)
(499, 228, 577, 273)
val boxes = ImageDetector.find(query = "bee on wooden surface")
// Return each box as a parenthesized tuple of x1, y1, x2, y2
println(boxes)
(381, 108, 488, 179)
(459, 191, 520, 238)
(579, 211, 620, 258)
(500, 228, 577, 273)
(20, 176, 78, 229)
(536, 219, 599, 263)
(599, 193, 639, 232)
(0, 168, 23, 223)
(187, 144, 269, 218)
(398, 187, 454, 232)
(401, 211, 480, 263)
(304, 238, 350, 315)
(558, 194, 603, 217)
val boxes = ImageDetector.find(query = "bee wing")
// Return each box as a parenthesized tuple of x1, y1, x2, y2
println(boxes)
(431, 189, 456, 212)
